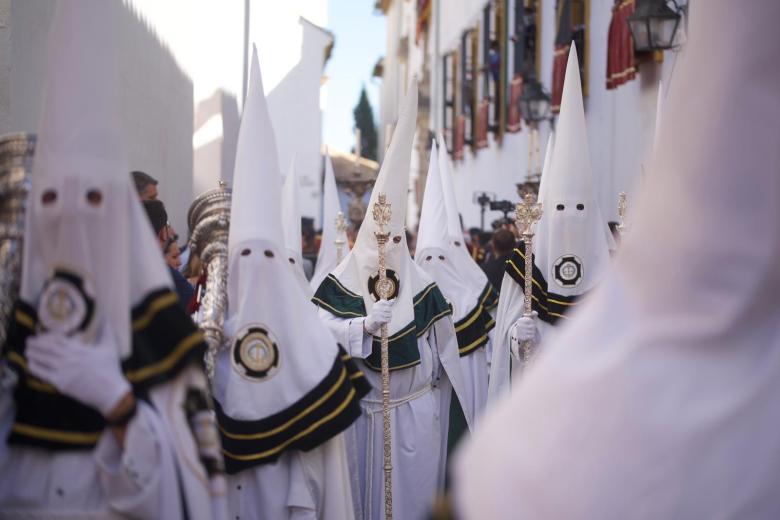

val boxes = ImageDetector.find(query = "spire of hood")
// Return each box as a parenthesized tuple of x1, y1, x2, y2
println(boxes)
(281, 157, 303, 264)
(311, 150, 348, 290)
(536, 131, 555, 203)
(415, 139, 450, 256)
(35, 0, 123, 180)
(228, 46, 283, 253)
(545, 44, 593, 201)
(437, 132, 464, 241)
(355, 79, 418, 245)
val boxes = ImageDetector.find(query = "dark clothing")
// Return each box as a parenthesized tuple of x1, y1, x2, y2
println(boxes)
(169, 266, 195, 312)
(482, 252, 512, 294)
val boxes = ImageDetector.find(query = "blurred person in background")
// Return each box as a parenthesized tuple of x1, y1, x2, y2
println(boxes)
(481, 228, 516, 294)
(131, 170, 158, 202)
(142, 200, 195, 310)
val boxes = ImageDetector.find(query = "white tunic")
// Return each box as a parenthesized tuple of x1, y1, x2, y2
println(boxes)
(227, 434, 355, 520)
(319, 310, 461, 520)
(0, 396, 186, 519)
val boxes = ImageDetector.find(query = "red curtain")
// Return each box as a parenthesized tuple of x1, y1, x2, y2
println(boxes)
(454, 115, 466, 160)
(416, 0, 432, 44)
(550, 43, 570, 114)
(606, 0, 636, 90)
(507, 75, 523, 133)
(476, 100, 489, 149)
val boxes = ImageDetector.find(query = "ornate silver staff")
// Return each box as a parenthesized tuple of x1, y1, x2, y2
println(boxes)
(187, 181, 231, 381)
(617, 191, 628, 237)
(372, 192, 393, 520)
(0, 133, 35, 353)
(334, 211, 347, 263)
(515, 192, 543, 364)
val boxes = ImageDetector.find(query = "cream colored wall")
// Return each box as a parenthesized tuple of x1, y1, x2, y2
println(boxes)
(0, 0, 330, 233)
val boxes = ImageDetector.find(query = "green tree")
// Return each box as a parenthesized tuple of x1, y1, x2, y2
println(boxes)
(353, 86, 378, 161)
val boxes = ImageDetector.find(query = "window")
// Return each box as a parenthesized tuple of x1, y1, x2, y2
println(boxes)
(442, 52, 455, 152)
(552, 0, 588, 113)
(508, 0, 542, 132)
(460, 27, 479, 150)
(480, 1, 506, 142)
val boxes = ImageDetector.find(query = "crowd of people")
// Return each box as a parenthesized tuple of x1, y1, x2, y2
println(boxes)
(2, 1, 780, 519)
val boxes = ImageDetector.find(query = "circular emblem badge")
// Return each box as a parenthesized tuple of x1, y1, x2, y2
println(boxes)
(38, 269, 96, 338)
(232, 325, 280, 380)
(368, 269, 400, 301)
(553, 255, 583, 288)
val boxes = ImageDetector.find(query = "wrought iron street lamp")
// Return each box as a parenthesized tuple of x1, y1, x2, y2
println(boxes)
(627, 0, 682, 52)
(519, 78, 550, 124)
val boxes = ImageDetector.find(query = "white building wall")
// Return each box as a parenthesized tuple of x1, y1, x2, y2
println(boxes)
(0, 0, 330, 233)
(381, 0, 684, 230)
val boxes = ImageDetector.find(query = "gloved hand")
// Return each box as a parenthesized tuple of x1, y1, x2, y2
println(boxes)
(364, 299, 393, 335)
(509, 311, 538, 361)
(26, 328, 131, 418)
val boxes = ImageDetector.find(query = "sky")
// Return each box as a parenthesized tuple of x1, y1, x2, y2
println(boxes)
(322, 1, 386, 154)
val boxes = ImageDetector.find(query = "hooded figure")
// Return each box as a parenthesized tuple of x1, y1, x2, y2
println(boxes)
(282, 158, 314, 297)
(488, 44, 612, 402)
(212, 47, 369, 520)
(311, 151, 349, 291)
(416, 138, 497, 436)
(455, 1, 780, 517)
(314, 81, 472, 520)
(0, 2, 226, 518)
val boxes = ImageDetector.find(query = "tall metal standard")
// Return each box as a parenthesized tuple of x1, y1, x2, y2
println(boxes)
(372, 192, 393, 520)
(334, 211, 347, 263)
(187, 181, 232, 380)
(515, 192, 543, 363)
(0, 133, 35, 356)
(617, 191, 628, 237)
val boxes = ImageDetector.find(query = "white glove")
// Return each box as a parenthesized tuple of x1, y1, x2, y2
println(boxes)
(26, 329, 131, 418)
(509, 312, 538, 361)
(364, 299, 393, 335)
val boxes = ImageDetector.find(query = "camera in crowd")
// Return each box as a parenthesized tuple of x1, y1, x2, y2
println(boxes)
(488, 199, 515, 215)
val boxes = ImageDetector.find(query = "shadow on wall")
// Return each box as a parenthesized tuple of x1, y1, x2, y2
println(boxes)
(117, 2, 194, 236)
(193, 89, 240, 202)
(2, 0, 194, 235)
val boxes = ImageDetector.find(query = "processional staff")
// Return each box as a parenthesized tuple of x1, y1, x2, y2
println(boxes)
(515, 192, 543, 364)
(617, 191, 628, 238)
(372, 192, 394, 520)
(334, 211, 347, 263)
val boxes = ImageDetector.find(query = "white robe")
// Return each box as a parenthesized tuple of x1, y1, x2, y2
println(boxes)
(0, 397, 185, 519)
(488, 272, 553, 403)
(319, 310, 466, 520)
(227, 433, 354, 520)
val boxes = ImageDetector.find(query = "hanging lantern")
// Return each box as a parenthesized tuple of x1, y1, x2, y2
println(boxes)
(627, 0, 682, 52)
(519, 78, 551, 124)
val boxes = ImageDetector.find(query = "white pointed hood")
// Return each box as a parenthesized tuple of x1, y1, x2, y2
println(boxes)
(424, 136, 497, 323)
(533, 44, 611, 299)
(215, 47, 367, 472)
(326, 81, 430, 336)
(437, 133, 492, 290)
(281, 157, 311, 296)
(415, 140, 450, 256)
(311, 151, 349, 290)
(536, 131, 555, 203)
(457, 2, 780, 517)
(21, 0, 170, 358)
